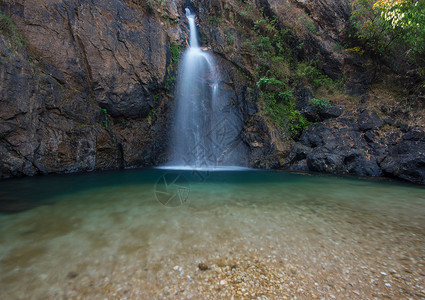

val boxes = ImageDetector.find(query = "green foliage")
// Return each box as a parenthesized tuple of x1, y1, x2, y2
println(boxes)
(349, 0, 425, 87)
(256, 77, 285, 90)
(225, 34, 235, 53)
(247, 10, 343, 137)
(250, 15, 295, 81)
(101, 108, 108, 129)
(255, 35, 272, 52)
(147, 108, 157, 125)
(253, 14, 291, 58)
(349, 0, 425, 61)
(163, 16, 178, 26)
(299, 16, 318, 34)
(375, 0, 425, 55)
(169, 42, 182, 65)
(257, 77, 309, 137)
(148, 108, 157, 117)
(165, 76, 176, 91)
(226, 35, 234, 45)
(0, 12, 26, 48)
(287, 109, 310, 137)
(261, 90, 310, 138)
(202, 2, 341, 136)
(153, 93, 160, 105)
(310, 97, 332, 109)
(349, 0, 396, 57)
(270, 56, 291, 81)
(295, 62, 335, 89)
(305, 20, 318, 34)
(250, 11, 339, 90)
(166, 43, 180, 92)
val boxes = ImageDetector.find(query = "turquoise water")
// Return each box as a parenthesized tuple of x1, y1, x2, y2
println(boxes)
(0, 169, 424, 299)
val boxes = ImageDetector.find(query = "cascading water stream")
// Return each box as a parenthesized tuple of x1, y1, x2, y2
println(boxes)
(186, 9, 199, 48)
(167, 8, 241, 170)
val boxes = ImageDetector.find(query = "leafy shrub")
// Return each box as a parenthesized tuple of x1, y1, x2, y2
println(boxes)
(295, 62, 334, 89)
(349, 0, 425, 87)
(0, 12, 26, 48)
(101, 108, 108, 129)
(350, 0, 425, 61)
(165, 76, 176, 91)
(256, 77, 285, 91)
(260, 88, 310, 138)
(375, 0, 425, 55)
(169, 42, 182, 65)
(310, 98, 332, 109)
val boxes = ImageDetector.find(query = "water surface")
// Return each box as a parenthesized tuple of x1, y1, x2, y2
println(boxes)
(0, 169, 424, 299)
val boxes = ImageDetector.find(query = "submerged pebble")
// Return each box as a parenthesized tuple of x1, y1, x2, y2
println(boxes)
(198, 263, 209, 271)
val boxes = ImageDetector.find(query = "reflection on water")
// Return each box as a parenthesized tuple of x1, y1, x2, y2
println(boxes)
(0, 169, 424, 298)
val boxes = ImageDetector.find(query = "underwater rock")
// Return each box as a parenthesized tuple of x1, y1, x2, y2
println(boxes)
(66, 271, 79, 279)
(198, 263, 209, 271)
(0, 196, 38, 213)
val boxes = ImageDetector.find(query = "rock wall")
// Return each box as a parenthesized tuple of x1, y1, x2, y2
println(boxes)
(0, 0, 176, 178)
(12, 0, 168, 118)
(0, 0, 254, 178)
(288, 104, 425, 184)
(0, 34, 119, 177)
(192, 0, 425, 184)
(0, 0, 424, 184)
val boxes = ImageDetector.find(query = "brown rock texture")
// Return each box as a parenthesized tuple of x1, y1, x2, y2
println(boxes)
(0, 33, 119, 178)
(12, 0, 169, 118)
(0, 0, 183, 178)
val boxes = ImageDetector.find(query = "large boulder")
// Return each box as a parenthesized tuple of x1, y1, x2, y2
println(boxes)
(381, 128, 425, 184)
(358, 109, 384, 131)
(293, 115, 383, 177)
(288, 112, 425, 184)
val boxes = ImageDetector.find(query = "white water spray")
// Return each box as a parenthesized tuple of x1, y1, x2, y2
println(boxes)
(166, 8, 245, 170)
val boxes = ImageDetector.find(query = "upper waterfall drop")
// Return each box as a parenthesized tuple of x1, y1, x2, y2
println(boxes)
(165, 8, 246, 170)
(185, 8, 199, 48)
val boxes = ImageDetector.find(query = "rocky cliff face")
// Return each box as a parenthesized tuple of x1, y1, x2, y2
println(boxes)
(191, 0, 424, 184)
(0, 0, 254, 178)
(0, 34, 119, 177)
(0, 0, 178, 178)
(0, 0, 424, 184)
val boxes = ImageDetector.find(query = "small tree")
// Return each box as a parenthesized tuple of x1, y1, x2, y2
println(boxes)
(349, 0, 425, 85)
(349, 0, 399, 57)
(374, 0, 425, 63)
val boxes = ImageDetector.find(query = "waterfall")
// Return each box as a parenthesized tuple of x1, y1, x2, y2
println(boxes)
(166, 8, 246, 170)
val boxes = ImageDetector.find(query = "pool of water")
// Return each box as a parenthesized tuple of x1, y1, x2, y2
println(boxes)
(0, 169, 424, 299)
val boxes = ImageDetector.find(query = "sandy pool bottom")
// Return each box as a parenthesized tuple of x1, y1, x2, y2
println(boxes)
(0, 171, 424, 299)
